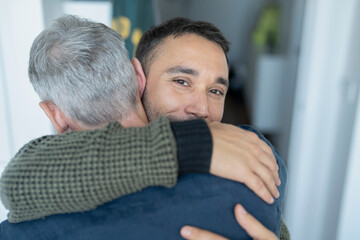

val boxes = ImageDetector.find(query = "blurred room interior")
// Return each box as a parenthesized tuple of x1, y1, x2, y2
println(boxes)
(0, 0, 359, 239)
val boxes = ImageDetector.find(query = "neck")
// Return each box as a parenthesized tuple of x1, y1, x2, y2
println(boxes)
(119, 104, 148, 128)
(67, 105, 148, 132)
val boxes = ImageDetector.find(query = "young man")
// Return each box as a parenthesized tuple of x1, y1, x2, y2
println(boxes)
(0, 16, 287, 239)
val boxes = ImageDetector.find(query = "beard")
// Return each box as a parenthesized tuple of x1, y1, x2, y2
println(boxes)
(142, 87, 161, 122)
(142, 88, 199, 122)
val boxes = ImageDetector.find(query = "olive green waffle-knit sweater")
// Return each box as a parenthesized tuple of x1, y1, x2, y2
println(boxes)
(0, 117, 196, 223)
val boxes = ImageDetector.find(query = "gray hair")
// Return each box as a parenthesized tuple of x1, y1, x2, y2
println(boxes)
(29, 15, 138, 127)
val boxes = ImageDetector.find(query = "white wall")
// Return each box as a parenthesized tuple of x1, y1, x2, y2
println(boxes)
(0, 36, 13, 221)
(0, 27, 13, 164)
(63, 0, 112, 26)
(337, 90, 360, 239)
(336, 3, 360, 237)
(0, 0, 51, 151)
(284, 0, 360, 239)
(0, 0, 53, 222)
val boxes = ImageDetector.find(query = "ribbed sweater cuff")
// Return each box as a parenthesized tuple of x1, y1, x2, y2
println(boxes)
(170, 119, 212, 175)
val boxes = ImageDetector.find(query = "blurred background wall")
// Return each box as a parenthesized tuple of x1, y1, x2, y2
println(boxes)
(0, 0, 359, 239)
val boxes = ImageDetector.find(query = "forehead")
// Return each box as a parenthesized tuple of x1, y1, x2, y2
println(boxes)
(147, 34, 229, 78)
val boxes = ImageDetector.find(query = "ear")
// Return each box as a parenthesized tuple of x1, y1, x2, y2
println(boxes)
(39, 102, 70, 134)
(131, 58, 147, 97)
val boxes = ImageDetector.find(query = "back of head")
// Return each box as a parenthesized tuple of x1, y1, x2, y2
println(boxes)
(135, 17, 230, 75)
(29, 15, 138, 127)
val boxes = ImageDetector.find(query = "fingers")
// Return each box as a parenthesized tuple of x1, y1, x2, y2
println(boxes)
(180, 226, 228, 240)
(257, 149, 281, 187)
(243, 173, 275, 204)
(250, 160, 280, 200)
(247, 132, 280, 186)
(208, 122, 281, 203)
(234, 204, 278, 240)
(180, 204, 279, 240)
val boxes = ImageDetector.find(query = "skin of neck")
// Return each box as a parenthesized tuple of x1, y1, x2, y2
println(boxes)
(118, 102, 149, 128)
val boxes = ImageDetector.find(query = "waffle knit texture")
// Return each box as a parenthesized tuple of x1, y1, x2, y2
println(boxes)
(0, 116, 180, 223)
(0, 117, 213, 223)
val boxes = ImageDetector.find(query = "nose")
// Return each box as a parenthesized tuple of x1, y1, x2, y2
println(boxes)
(184, 93, 209, 119)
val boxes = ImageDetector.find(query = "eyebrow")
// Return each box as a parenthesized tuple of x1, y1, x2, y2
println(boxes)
(216, 77, 229, 89)
(166, 65, 229, 88)
(166, 66, 199, 76)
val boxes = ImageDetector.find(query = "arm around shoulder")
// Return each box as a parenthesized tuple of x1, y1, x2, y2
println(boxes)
(0, 116, 214, 223)
(0, 116, 178, 222)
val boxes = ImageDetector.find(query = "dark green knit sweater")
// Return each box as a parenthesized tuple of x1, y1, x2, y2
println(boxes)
(0, 117, 185, 223)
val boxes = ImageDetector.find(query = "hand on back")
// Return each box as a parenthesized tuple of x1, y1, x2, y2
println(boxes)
(208, 122, 281, 204)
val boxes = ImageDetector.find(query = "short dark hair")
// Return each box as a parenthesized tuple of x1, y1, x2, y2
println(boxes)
(135, 17, 230, 75)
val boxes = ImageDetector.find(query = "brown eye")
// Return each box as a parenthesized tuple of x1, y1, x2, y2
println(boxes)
(210, 89, 224, 96)
(174, 79, 189, 86)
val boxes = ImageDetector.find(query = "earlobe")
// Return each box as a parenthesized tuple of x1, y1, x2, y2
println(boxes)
(39, 102, 70, 133)
(131, 58, 147, 97)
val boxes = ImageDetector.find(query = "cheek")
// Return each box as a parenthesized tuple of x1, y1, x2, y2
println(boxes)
(208, 101, 225, 121)
(150, 86, 185, 112)
(162, 92, 186, 111)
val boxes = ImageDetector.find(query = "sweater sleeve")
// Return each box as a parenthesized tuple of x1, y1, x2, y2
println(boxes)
(0, 117, 179, 223)
(0, 117, 213, 223)
(171, 119, 212, 174)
